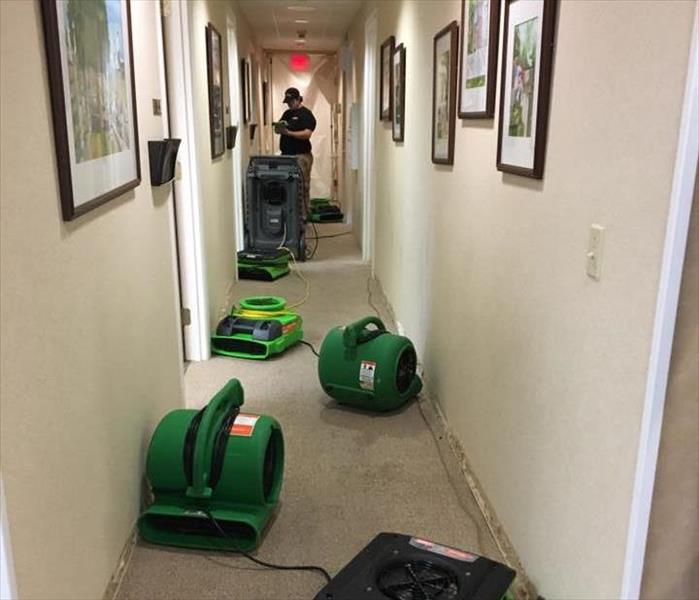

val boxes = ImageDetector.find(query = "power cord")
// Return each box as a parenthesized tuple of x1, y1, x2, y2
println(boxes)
(314, 231, 352, 240)
(305, 221, 320, 260)
(299, 339, 320, 357)
(366, 275, 382, 318)
(278, 245, 311, 309)
(203, 510, 332, 584)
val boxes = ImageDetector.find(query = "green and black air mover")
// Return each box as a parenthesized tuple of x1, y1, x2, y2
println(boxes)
(138, 379, 284, 552)
(309, 198, 344, 223)
(212, 296, 303, 360)
(237, 249, 290, 281)
(318, 316, 422, 411)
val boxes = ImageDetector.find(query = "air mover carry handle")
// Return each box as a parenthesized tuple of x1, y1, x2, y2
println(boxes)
(343, 316, 386, 349)
(187, 379, 244, 499)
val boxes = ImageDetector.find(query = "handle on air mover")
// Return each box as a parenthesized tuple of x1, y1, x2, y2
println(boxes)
(343, 316, 386, 349)
(186, 378, 245, 499)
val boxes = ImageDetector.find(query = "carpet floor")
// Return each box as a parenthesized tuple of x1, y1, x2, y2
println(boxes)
(117, 226, 502, 600)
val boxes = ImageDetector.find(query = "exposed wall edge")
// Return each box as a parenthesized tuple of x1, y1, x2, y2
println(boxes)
(418, 391, 537, 600)
(102, 527, 137, 600)
(370, 276, 537, 600)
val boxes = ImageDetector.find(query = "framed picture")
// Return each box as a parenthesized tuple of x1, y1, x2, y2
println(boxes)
(206, 23, 224, 158)
(497, 0, 558, 178)
(262, 81, 268, 125)
(40, 0, 140, 221)
(392, 44, 406, 142)
(432, 21, 459, 165)
(241, 58, 250, 123)
(246, 57, 255, 124)
(379, 35, 395, 121)
(458, 0, 500, 118)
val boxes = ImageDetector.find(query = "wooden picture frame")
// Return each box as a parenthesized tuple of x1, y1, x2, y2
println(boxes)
(392, 44, 406, 142)
(431, 21, 459, 165)
(206, 23, 224, 158)
(496, 0, 558, 178)
(40, 0, 140, 221)
(379, 35, 395, 121)
(241, 58, 250, 124)
(262, 81, 268, 125)
(458, 0, 501, 118)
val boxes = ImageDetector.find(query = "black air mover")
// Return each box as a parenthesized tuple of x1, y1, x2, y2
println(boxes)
(314, 532, 516, 600)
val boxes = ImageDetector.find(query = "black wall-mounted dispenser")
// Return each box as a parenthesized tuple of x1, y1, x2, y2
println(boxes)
(148, 138, 181, 186)
(226, 125, 238, 150)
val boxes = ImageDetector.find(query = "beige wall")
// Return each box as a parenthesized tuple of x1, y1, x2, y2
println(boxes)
(0, 1, 184, 598)
(342, 9, 367, 246)
(352, 0, 696, 598)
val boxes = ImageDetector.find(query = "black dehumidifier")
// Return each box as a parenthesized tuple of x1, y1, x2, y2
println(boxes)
(245, 155, 306, 260)
(314, 532, 516, 600)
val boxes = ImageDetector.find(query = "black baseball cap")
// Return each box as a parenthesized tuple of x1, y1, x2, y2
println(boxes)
(283, 87, 302, 104)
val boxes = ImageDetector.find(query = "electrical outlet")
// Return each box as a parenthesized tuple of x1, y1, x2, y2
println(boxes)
(586, 224, 605, 280)
(152, 98, 162, 116)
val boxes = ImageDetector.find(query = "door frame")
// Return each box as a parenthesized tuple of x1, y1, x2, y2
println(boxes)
(621, 7, 699, 598)
(163, 0, 210, 361)
(361, 8, 378, 270)
(1, 478, 17, 600)
(227, 15, 245, 253)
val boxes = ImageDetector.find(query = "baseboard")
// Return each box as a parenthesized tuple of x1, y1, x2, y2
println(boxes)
(369, 277, 538, 600)
(102, 527, 137, 600)
(418, 390, 538, 600)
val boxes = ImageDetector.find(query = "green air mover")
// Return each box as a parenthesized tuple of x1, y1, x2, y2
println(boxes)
(237, 249, 290, 281)
(138, 379, 284, 552)
(212, 296, 303, 360)
(309, 198, 344, 223)
(318, 316, 422, 411)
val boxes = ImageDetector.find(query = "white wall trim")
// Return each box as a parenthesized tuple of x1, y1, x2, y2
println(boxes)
(1, 478, 17, 600)
(227, 13, 245, 255)
(164, 0, 210, 361)
(620, 7, 699, 598)
(361, 8, 378, 268)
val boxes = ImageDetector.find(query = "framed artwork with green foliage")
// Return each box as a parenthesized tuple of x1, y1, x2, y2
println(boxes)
(496, 0, 558, 178)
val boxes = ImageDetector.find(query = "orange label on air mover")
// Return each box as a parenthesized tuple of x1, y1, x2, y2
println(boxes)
(282, 322, 297, 334)
(230, 413, 260, 437)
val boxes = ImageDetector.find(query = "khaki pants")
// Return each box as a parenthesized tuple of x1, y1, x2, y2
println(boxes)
(295, 153, 313, 216)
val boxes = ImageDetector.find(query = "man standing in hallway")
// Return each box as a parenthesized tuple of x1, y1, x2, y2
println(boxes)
(276, 87, 316, 215)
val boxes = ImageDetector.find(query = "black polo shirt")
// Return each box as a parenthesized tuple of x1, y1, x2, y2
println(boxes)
(280, 106, 316, 155)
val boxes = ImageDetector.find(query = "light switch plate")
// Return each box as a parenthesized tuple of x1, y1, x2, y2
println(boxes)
(586, 224, 605, 280)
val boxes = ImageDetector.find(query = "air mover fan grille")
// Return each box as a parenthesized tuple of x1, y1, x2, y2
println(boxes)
(395, 346, 417, 393)
(377, 560, 458, 600)
(212, 338, 267, 357)
(262, 180, 286, 204)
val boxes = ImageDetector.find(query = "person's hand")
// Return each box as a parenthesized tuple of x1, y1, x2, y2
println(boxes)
(278, 127, 289, 136)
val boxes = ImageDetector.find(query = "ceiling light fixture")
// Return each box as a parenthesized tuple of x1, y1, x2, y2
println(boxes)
(294, 19, 309, 23)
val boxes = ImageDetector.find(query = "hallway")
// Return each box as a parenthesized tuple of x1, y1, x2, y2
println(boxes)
(116, 227, 502, 599)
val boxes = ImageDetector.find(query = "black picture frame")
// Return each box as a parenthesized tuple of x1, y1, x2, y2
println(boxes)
(262, 81, 268, 125)
(496, 0, 558, 179)
(40, 0, 140, 221)
(241, 58, 249, 124)
(431, 21, 459, 165)
(458, 0, 501, 118)
(392, 44, 406, 142)
(379, 35, 395, 121)
(206, 22, 224, 159)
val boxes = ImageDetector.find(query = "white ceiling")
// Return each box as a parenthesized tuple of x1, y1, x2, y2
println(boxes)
(236, 0, 365, 53)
